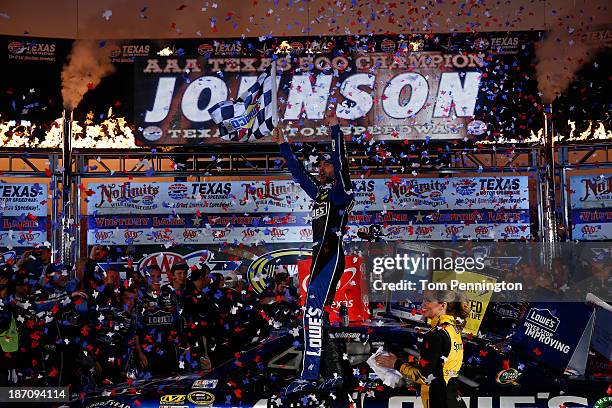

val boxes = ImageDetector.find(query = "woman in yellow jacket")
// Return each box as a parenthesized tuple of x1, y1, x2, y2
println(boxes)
(376, 290, 469, 408)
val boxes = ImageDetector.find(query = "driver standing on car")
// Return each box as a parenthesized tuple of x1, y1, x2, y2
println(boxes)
(376, 290, 469, 408)
(273, 108, 355, 395)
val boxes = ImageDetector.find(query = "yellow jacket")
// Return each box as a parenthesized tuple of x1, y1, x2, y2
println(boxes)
(394, 314, 464, 401)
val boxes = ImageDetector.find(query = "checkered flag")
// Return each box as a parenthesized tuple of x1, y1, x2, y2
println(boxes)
(208, 60, 278, 142)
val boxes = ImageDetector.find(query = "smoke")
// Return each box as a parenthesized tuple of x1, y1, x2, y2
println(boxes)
(535, 3, 607, 104)
(61, 40, 116, 111)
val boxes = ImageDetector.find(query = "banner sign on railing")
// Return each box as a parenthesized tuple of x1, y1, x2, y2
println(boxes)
(0, 183, 48, 247)
(86, 176, 530, 246)
(570, 174, 612, 240)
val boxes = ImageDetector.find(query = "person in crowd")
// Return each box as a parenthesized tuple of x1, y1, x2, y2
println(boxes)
(92, 285, 136, 385)
(143, 264, 163, 299)
(376, 290, 469, 408)
(135, 264, 180, 378)
(35, 263, 80, 386)
(126, 264, 144, 293)
(223, 270, 239, 290)
(203, 272, 233, 364)
(99, 266, 121, 307)
(160, 263, 189, 367)
(15, 248, 51, 276)
(160, 263, 188, 317)
(575, 250, 612, 300)
(9, 266, 42, 385)
(54, 286, 94, 393)
(183, 264, 212, 372)
(0, 270, 18, 386)
(260, 272, 299, 329)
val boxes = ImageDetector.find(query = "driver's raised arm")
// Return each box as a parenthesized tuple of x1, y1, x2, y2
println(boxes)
(274, 128, 319, 199)
(330, 122, 352, 198)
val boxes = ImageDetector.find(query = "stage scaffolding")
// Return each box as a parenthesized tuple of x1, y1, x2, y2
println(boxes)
(0, 141, 610, 264)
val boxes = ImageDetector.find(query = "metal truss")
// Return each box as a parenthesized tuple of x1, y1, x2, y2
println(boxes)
(67, 144, 547, 178)
(558, 142, 612, 169)
(0, 151, 60, 177)
(0, 141, 610, 263)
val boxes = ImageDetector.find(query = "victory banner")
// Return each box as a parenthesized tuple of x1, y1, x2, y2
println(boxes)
(86, 176, 530, 246)
(0, 183, 48, 247)
(133, 32, 540, 145)
(570, 174, 612, 240)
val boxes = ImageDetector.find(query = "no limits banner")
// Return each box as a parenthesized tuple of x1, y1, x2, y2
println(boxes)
(86, 176, 530, 246)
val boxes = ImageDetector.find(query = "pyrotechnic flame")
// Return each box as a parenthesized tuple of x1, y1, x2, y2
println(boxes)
(480, 121, 611, 144)
(0, 120, 608, 148)
(566, 120, 612, 141)
(0, 117, 137, 149)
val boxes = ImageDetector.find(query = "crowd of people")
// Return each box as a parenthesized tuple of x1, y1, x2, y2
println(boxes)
(0, 241, 607, 400)
(0, 246, 300, 397)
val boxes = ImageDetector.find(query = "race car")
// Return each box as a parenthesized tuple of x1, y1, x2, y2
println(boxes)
(71, 311, 609, 408)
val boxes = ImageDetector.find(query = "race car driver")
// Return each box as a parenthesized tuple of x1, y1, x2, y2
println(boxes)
(376, 290, 469, 408)
(273, 113, 355, 394)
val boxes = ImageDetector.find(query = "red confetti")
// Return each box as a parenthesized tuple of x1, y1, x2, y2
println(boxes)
(502, 359, 510, 370)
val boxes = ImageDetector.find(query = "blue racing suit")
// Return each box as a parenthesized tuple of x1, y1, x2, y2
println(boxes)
(279, 124, 354, 380)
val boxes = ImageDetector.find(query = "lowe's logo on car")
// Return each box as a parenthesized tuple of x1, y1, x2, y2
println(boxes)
(526, 308, 560, 331)
(523, 308, 571, 354)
